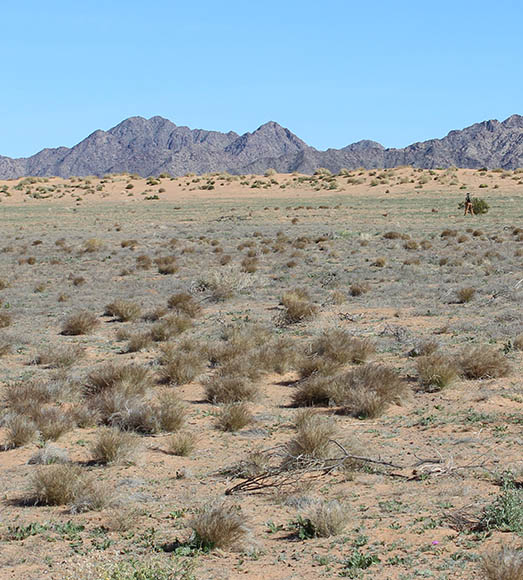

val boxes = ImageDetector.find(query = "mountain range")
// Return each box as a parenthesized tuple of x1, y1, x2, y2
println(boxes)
(1, 114, 522, 179)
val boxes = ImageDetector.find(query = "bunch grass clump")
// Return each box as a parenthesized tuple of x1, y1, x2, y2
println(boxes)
(416, 353, 459, 391)
(61, 310, 99, 335)
(90, 427, 138, 464)
(215, 403, 253, 432)
(190, 501, 251, 551)
(459, 346, 511, 379)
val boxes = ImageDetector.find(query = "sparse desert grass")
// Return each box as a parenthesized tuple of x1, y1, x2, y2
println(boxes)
(456, 286, 476, 303)
(126, 331, 153, 352)
(33, 343, 85, 368)
(416, 353, 459, 391)
(292, 374, 334, 406)
(3, 414, 38, 448)
(85, 363, 153, 397)
(149, 314, 192, 342)
(190, 501, 251, 551)
(154, 391, 187, 432)
(196, 265, 252, 301)
(285, 414, 337, 462)
(159, 342, 207, 385)
(90, 427, 138, 464)
(33, 407, 73, 441)
(215, 402, 253, 432)
(30, 464, 85, 506)
(280, 288, 318, 324)
(459, 345, 511, 379)
(61, 310, 99, 335)
(350, 282, 370, 296)
(512, 334, 523, 351)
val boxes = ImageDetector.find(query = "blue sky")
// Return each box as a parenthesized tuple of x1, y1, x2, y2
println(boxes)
(1, 0, 522, 157)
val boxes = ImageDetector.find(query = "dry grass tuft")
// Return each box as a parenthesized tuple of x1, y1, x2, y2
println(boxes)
(159, 342, 207, 385)
(61, 310, 99, 335)
(349, 282, 370, 296)
(308, 330, 375, 366)
(459, 346, 511, 379)
(292, 375, 335, 407)
(30, 464, 84, 505)
(0, 312, 12, 328)
(33, 344, 85, 368)
(3, 414, 38, 448)
(85, 363, 153, 397)
(285, 414, 337, 462)
(190, 501, 251, 551)
(34, 407, 73, 441)
(215, 403, 253, 432)
(149, 315, 192, 342)
(416, 353, 460, 391)
(154, 391, 187, 432)
(90, 427, 138, 464)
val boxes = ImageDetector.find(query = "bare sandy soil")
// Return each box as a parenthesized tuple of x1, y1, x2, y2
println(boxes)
(0, 167, 521, 580)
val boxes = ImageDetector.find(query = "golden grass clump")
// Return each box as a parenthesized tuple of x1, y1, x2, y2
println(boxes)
(34, 407, 73, 441)
(3, 414, 38, 448)
(309, 330, 375, 366)
(215, 402, 253, 432)
(292, 374, 334, 407)
(104, 299, 142, 321)
(285, 414, 337, 463)
(416, 353, 459, 391)
(154, 255, 178, 275)
(190, 501, 251, 551)
(33, 344, 85, 368)
(481, 547, 522, 580)
(0, 312, 12, 328)
(149, 315, 192, 342)
(30, 464, 84, 505)
(459, 346, 511, 379)
(90, 427, 138, 464)
(154, 391, 187, 432)
(85, 363, 154, 398)
(61, 310, 99, 335)
(159, 343, 207, 385)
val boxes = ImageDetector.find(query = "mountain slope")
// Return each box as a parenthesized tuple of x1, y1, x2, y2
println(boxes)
(1, 114, 522, 178)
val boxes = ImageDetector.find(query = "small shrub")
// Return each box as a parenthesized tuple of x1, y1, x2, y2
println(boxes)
(30, 464, 84, 505)
(90, 427, 137, 464)
(155, 255, 178, 275)
(165, 432, 196, 456)
(126, 332, 153, 352)
(159, 345, 206, 385)
(149, 315, 192, 342)
(190, 501, 251, 551)
(0, 312, 12, 328)
(416, 353, 459, 391)
(34, 407, 73, 441)
(513, 334, 523, 351)
(292, 375, 333, 407)
(373, 257, 386, 267)
(350, 282, 370, 296)
(216, 403, 253, 432)
(61, 311, 99, 335)
(280, 289, 318, 324)
(34, 344, 85, 368)
(308, 330, 375, 365)
(85, 363, 153, 397)
(82, 238, 104, 253)
(28, 444, 70, 465)
(459, 346, 511, 379)
(480, 483, 522, 533)
(285, 414, 337, 463)
(155, 391, 186, 432)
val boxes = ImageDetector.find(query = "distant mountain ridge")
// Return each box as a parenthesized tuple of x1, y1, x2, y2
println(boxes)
(1, 114, 522, 179)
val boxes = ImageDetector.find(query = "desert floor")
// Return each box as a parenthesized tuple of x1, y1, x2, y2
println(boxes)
(0, 167, 521, 580)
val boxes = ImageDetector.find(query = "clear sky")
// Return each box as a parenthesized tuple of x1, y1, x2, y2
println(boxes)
(1, 0, 522, 158)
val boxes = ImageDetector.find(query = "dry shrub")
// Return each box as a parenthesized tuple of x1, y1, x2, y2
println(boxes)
(149, 315, 192, 342)
(190, 501, 251, 551)
(404, 239, 419, 250)
(4, 380, 53, 415)
(280, 289, 318, 324)
(336, 364, 408, 418)
(34, 407, 73, 441)
(373, 257, 386, 267)
(30, 464, 84, 505)
(459, 346, 511, 379)
(90, 427, 138, 464)
(416, 353, 459, 391)
(383, 231, 401, 239)
(441, 229, 458, 238)
(408, 339, 439, 357)
(167, 292, 202, 318)
(70, 477, 113, 513)
(256, 335, 299, 374)
(61, 310, 99, 335)
(104, 299, 141, 321)
(159, 343, 207, 385)
(350, 282, 370, 296)
(285, 414, 337, 462)
(34, 344, 85, 368)
(241, 256, 258, 273)
(121, 239, 138, 249)
(155, 255, 178, 275)
(3, 414, 37, 448)
(216, 403, 253, 432)
(0, 312, 12, 328)
(456, 287, 476, 303)
(514, 334, 523, 351)
(481, 546, 523, 580)
(204, 375, 259, 403)
(165, 432, 196, 456)
(301, 500, 348, 537)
